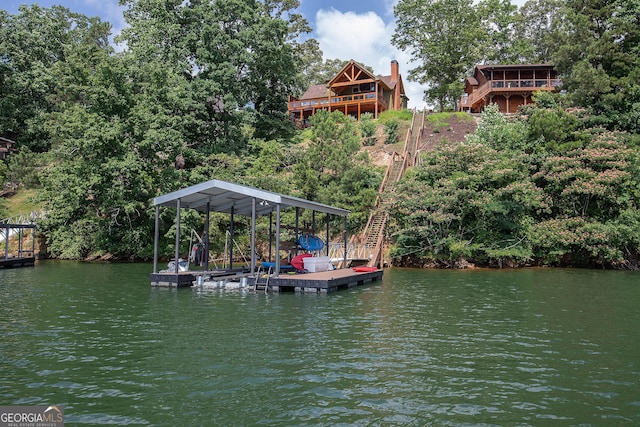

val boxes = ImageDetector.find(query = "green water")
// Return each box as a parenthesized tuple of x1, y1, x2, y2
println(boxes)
(1, 262, 639, 426)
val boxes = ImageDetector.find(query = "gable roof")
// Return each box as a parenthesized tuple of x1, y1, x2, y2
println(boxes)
(296, 59, 408, 101)
(329, 60, 376, 87)
(153, 179, 350, 217)
(300, 83, 328, 100)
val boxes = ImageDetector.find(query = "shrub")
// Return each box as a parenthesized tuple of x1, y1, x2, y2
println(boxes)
(359, 113, 377, 146)
(384, 120, 399, 144)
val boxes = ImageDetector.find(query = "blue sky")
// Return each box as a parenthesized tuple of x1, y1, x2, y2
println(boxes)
(3, 0, 524, 109)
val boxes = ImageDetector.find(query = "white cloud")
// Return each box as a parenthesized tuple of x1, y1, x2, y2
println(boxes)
(315, 8, 429, 110)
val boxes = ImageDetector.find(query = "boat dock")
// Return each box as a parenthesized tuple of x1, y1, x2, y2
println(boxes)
(0, 255, 35, 269)
(150, 267, 383, 293)
(150, 179, 382, 293)
(1, 222, 37, 269)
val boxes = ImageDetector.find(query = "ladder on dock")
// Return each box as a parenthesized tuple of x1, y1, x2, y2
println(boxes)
(253, 266, 273, 293)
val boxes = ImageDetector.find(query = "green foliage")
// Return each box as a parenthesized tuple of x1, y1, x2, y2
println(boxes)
(552, 0, 640, 132)
(6, 148, 49, 188)
(358, 113, 377, 146)
(292, 110, 382, 233)
(466, 104, 529, 152)
(0, 198, 6, 219)
(390, 142, 542, 266)
(393, 0, 483, 111)
(0, 5, 112, 152)
(391, 101, 640, 268)
(515, 0, 566, 63)
(378, 109, 413, 123)
(383, 120, 400, 145)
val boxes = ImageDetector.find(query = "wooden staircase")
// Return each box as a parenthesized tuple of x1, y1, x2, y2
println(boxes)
(360, 110, 425, 267)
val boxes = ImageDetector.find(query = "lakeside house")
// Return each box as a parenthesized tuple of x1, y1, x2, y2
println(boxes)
(288, 60, 409, 126)
(0, 132, 18, 160)
(458, 64, 561, 114)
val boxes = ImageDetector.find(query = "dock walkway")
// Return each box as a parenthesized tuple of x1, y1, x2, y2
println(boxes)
(260, 268, 383, 293)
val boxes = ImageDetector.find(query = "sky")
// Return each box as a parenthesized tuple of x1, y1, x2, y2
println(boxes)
(3, 0, 525, 110)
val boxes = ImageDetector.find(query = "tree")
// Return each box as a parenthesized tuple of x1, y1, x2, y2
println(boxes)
(477, 0, 527, 63)
(0, 5, 112, 152)
(516, 0, 567, 63)
(119, 0, 303, 147)
(392, 0, 483, 111)
(553, 0, 640, 132)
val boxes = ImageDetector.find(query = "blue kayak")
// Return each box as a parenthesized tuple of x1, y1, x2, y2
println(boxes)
(297, 234, 325, 251)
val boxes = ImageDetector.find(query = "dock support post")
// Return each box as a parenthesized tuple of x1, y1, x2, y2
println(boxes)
(312, 211, 316, 235)
(268, 211, 273, 263)
(4, 224, 8, 260)
(174, 198, 181, 274)
(250, 198, 257, 275)
(205, 202, 211, 271)
(153, 206, 159, 273)
(343, 216, 348, 268)
(295, 208, 299, 246)
(229, 205, 233, 270)
(31, 224, 35, 258)
(275, 203, 281, 277)
(325, 214, 330, 257)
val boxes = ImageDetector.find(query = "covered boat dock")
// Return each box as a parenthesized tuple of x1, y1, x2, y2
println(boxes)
(1, 223, 36, 269)
(150, 179, 383, 292)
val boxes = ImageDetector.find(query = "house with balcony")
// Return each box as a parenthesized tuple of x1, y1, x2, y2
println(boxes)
(458, 64, 561, 114)
(288, 60, 408, 125)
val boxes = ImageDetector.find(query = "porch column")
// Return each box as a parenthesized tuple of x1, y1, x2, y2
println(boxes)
(375, 81, 379, 118)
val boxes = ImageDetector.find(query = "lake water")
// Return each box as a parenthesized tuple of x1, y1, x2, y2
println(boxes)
(1, 261, 639, 426)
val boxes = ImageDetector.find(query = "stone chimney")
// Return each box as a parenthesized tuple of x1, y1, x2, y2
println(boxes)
(391, 60, 399, 83)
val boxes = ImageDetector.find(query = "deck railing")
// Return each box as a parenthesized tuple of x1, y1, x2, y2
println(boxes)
(459, 78, 562, 110)
(289, 91, 388, 111)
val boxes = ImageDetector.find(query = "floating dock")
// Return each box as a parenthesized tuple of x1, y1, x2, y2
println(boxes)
(151, 267, 383, 293)
(0, 256, 35, 269)
(150, 268, 249, 287)
(256, 268, 384, 293)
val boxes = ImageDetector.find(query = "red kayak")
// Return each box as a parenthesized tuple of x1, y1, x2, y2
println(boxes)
(352, 266, 378, 272)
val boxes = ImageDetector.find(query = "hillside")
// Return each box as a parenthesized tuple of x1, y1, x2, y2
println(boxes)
(364, 112, 477, 167)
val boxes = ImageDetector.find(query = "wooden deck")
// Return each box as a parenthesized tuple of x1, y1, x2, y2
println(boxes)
(253, 268, 384, 293)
